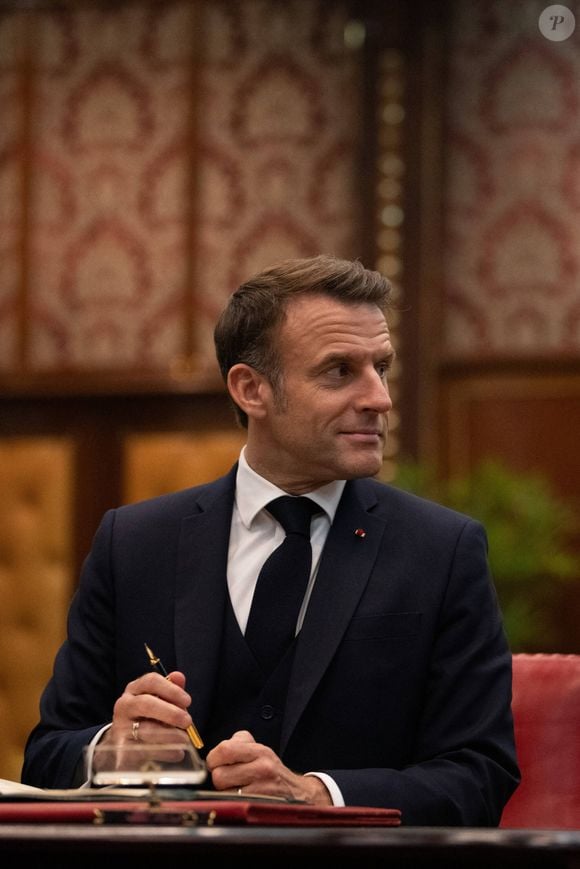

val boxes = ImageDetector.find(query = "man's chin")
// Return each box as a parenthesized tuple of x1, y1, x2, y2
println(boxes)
(341, 451, 385, 480)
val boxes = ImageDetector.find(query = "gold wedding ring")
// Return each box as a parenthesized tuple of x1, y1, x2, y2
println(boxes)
(131, 720, 140, 741)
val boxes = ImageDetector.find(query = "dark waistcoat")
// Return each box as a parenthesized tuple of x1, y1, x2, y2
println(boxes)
(203, 594, 297, 755)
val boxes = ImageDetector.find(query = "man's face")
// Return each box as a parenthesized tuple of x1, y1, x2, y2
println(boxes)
(246, 294, 395, 493)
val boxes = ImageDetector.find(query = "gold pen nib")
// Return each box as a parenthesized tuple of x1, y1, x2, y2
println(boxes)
(144, 643, 160, 667)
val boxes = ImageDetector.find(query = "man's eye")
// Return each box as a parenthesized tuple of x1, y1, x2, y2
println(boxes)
(376, 363, 389, 379)
(328, 363, 349, 378)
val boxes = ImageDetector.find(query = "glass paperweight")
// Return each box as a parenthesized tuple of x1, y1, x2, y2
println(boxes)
(87, 726, 207, 788)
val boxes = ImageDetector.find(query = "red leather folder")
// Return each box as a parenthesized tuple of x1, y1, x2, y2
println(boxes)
(0, 799, 401, 827)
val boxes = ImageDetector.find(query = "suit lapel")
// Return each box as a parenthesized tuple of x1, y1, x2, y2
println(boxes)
(281, 479, 387, 751)
(174, 466, 237, 735)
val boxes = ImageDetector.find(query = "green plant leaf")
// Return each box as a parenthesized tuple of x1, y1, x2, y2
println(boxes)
(388, 457, 580, 652)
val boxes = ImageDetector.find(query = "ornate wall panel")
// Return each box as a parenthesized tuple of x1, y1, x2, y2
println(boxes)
(191, 0, 364, 372)
(123, 429, 246, 504)
(0, 436, 73, 780)
(0, 11, 23, 372)
(441, 373, 580, 495)
(0, 0, 365, 386)
(26, 2, 197, 373)
(443, 0, 580, 359)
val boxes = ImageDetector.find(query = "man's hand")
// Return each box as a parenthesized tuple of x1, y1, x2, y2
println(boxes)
(206, 730, 333, 805)
(101, 670, 194, 747)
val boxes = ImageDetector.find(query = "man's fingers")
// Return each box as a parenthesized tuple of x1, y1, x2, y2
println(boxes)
(230, 730, 256, 743)
(206, 732, 267, 772)
(126, 672, 192, 708)
(111, 672, 193, 732)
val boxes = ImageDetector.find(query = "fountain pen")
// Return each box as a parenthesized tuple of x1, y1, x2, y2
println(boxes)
(144, 643, 204, 749)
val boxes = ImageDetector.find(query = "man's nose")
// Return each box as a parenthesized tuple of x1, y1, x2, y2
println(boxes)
(357, 370, 393, 414)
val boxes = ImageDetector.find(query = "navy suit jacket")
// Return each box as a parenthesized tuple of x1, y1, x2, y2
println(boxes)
(21, 466, 520, 824)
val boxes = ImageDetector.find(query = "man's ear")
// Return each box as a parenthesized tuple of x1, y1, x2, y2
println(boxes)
(227, 363, 270, 420)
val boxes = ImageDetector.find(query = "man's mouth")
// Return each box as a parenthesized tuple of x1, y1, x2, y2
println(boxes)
(340, 430, 383, 443)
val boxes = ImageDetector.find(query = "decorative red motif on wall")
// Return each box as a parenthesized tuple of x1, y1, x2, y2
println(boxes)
(0, 142, 20, 368)
(0, 275, 17, 370)
(481, 39, 577, 134)
(562, 301, 580, 348)
(0, 0, 362, 373)
(229, 213, 320, 289)
(443, 290, 489, 352)
(231, 55, 325, 148)
(60, 218, 151, 309)
(478, 202, 575, 297)
(0, 147, 21, 225)
(562, 141, 580, 211)
(32, 9, 78, 76)
(446, 131, 493, 218)
(139, 1, 201, 70)
(193, 143, 246, 230)
(138, 139, 192, 229)
(309, 142, 357, 225)
(444, 0, 580, 357)
(142, 0, 245, 72)
(30, 150, 77, 234)
(62, 62, 154, 153)
(186, 0, 361, 365)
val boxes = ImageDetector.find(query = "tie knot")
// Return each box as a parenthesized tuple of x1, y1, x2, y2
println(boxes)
(266, 496, 320, 537)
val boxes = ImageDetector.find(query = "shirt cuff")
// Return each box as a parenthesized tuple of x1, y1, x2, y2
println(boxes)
(80, 723, 112, 787)
(304, 772, 345, 807)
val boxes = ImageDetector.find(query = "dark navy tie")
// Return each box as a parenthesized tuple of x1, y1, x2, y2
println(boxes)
(245, 496, 320, 674)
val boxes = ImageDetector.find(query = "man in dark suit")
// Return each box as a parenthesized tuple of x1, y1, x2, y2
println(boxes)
(21, 254, 520, 825)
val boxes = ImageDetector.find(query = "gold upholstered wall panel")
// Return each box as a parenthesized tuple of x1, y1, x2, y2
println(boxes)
(0, 437, 74, 781)
(123, 430, 246, 505)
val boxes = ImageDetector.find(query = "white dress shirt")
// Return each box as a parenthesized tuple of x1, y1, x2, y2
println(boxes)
(228, 447, 345, 634)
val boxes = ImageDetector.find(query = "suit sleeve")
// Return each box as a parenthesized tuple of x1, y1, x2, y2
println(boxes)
(326, 519, 520, 825)
(21, 510, 120, 788)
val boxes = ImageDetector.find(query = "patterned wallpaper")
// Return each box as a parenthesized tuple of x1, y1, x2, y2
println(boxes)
(0, 0, 362, 375)
(4, 0, 577, 373)
(443, 0, 580, 358)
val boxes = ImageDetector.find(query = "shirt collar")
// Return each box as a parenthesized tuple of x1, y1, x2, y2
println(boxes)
(235, 446, 346, 529)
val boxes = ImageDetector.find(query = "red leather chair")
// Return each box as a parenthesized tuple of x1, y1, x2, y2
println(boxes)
(500, 653, 580, 829)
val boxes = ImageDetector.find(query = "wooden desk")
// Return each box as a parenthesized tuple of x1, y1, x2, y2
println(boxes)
(0, 825, 579, 868)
